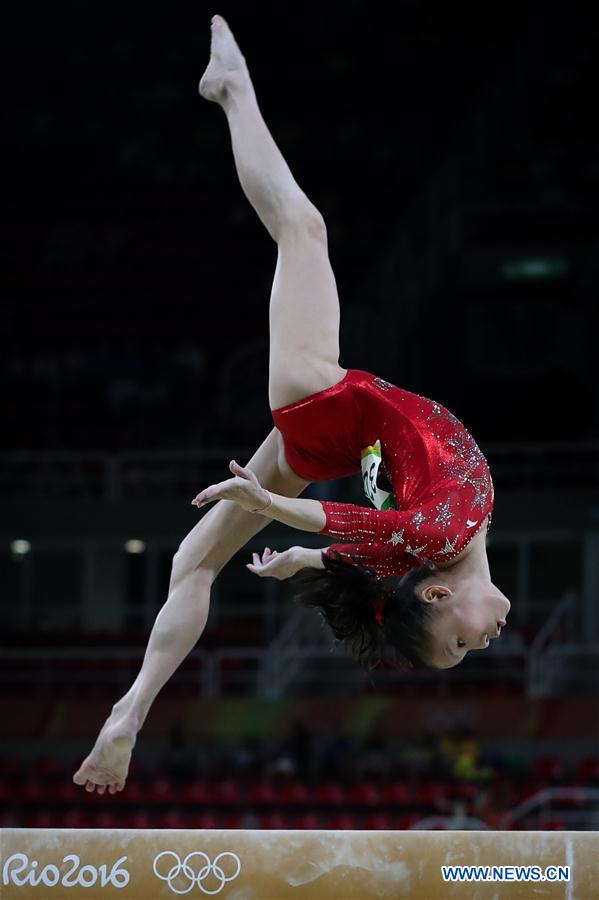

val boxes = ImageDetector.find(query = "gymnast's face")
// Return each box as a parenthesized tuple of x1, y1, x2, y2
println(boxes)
(420, 579, 511, 669)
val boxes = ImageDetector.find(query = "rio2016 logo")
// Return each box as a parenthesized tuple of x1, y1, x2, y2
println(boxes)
(152, 851, 242, 895)
(2, 853, 130, 889)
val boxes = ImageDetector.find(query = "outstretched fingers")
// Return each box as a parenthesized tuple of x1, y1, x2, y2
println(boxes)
(191, 480, 230, 508)
(246, 547, 278, 575)
(230, 460, 262, 489)
(192, 461, 264, 510)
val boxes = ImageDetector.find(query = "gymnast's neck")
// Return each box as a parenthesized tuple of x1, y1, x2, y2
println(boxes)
(436, 518, 491, 583)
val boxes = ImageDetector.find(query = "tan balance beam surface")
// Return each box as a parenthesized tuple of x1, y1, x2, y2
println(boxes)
(1, 828, 597, 899)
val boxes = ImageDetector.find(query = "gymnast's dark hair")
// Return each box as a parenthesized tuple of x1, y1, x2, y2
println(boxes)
(292, 550, 440, 670)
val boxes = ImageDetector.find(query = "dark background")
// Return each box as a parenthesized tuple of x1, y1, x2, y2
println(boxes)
(2, 0, 599, 835)
(4, 0, 598, 453)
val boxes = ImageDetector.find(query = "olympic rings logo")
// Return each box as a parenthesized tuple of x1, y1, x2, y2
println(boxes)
(152, 850, 242, 895)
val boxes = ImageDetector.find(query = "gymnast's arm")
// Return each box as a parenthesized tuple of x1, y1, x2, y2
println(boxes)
(257, 493, 327, 531)
(192, 460, 416, 537)
(260, 494, 421, 544)
(246, 545, 325, 580)
(192, 460, 327, 530)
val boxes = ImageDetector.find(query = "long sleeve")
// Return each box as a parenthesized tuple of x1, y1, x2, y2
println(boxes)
(320, 494, 491, 579)
(324, 539, 414, 580)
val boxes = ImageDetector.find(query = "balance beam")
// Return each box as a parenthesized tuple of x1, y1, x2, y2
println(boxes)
(1, 828, 597, 899)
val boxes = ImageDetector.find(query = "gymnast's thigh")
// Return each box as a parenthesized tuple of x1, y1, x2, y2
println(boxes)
(174, 428, 309, 579)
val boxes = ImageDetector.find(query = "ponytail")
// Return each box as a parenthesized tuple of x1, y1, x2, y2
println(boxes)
(292, 550, 439, 670)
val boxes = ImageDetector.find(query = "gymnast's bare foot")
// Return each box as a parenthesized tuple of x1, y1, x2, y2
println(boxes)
(199, 14, 250, 107)
(73, 705, 139, 795)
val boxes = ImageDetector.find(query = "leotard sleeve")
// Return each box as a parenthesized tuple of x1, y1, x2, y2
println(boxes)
(320, 496, 488, 578)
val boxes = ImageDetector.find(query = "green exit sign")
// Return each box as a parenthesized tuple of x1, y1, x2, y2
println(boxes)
(501, 256, 570, 280)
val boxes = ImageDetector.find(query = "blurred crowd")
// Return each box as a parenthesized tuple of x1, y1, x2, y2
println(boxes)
(171, 722, 499, 787)
(3, 721, 598, 831)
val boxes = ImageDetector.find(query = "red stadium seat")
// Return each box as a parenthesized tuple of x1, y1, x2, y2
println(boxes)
(212, 779, 244, 805)
(124, 809, 154, 829)
(295, 811, 323, 829)
(189, 810, 221, 829)
(532, 757, 564, 782)
(314, 782, 346, 805)
(92, 810, 121, 828)
(348, 782, 382, 806)
(158, 808, 189, 828)
(179, 781, 211, 805)
(61, 808, 88, 828)
(415, 782, 448, 809)
(518, 783, 542, 803)
(147, 778, 177, 805)
(223, 812, 246, 829)
(396, 814, 420, 829)
(363, 811, 392, 830)
(381, 781, 413, 807)
(26, 809, 56, 828)
(259, 811, 290, 829)
(328, 811, 358, 829)
(447, 782, 478, 802)
(279, 780, 312, 805)
(247, 781, 277, 806)
(113, 782, 145, 805)
(543, 820, 567, 831)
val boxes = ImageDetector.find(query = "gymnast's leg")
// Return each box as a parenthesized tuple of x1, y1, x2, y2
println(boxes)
(199, 14, 347, 409)
(73, 431, 308, 793)
(73, 14, 343, 793)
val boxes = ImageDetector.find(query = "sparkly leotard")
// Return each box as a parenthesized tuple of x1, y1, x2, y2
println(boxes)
(271, 369, 493, 579)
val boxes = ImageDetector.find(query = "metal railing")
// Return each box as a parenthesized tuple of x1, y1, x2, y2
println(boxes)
(257, 607, 333, 698)
(0, 448, 250, 501)
(529, 645, 599, 698)
(527, 591, 599, 697)
(1, 441, 599, 500)
(528, 593, 576, 697)
(0, 641, 532, 698)
(500, 788, 599, 831)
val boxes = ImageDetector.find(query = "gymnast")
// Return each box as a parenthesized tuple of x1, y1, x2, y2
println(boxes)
(74, 15, 510, 795)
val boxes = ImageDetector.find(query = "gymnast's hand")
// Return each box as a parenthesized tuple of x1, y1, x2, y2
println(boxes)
(246, 546, 306, 580)
(191, 460, 271, 513)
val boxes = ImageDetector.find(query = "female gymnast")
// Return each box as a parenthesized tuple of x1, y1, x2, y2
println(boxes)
(73, 15, 510, 795)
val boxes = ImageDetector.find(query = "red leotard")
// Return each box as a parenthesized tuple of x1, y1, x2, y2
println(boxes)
(271, 369, 493, 579)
